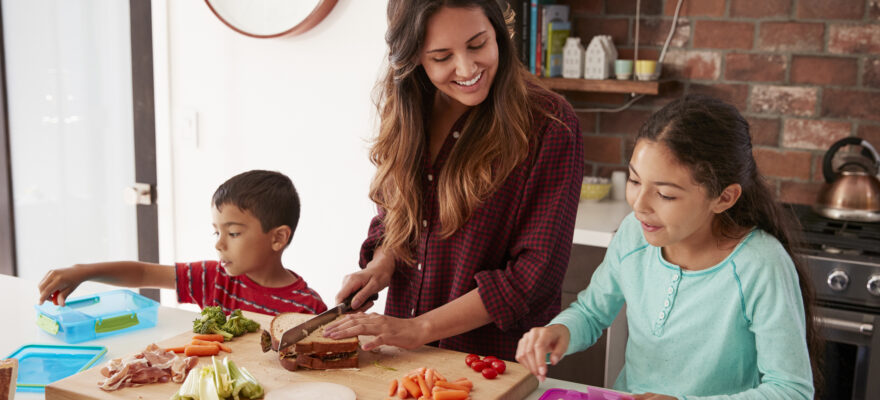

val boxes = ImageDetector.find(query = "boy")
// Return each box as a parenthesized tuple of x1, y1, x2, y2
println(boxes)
(37, 170, 328, 316)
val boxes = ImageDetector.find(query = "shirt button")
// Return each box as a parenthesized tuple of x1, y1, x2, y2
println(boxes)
(452, 131, 461, 139)
(417, 263, 422, 271)
(411, 308, 416, 316)
(664, 300, 670, 307)
(667, 287, 674, 294)
(672, 274, 680, 282)
(659, 311, 666, 320)
(422, 219, 428, 227)
(427, 174, 433, 181)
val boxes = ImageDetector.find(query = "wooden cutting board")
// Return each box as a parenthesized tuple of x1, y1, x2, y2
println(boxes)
(46, 312, 538, 400)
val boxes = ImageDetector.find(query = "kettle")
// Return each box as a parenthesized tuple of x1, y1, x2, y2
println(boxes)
(814, 137, 880, 222)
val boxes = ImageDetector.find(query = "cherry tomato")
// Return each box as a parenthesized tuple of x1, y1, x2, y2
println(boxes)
(50, 290, 60, 306)
(465, 354, 481, 367)
(481, 367, 498, 379)
(491, 359, 506, 374)
(482, 355, 499, 363)
(471, 360, 488, 372)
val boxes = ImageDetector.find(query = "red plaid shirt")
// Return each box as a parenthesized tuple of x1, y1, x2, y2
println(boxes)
(360, 88, 582, 360)
(175, 260, 328, 316)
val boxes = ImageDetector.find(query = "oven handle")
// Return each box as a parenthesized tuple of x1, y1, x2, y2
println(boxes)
(814, 316, 874, 336)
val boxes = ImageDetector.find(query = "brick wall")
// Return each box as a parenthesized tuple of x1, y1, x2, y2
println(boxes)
(556, 0, 880, 205)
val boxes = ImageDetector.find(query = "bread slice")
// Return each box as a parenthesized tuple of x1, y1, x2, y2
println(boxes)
(268, 312, 359, 371)
(0, 358, 17, 400)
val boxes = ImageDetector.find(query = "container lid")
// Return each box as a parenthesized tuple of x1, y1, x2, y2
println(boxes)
(35, 289, 158, 326)
(539, 386, 634, 400)
(5, 344, 106, 392)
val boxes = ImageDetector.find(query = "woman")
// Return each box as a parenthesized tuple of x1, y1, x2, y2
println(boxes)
(324, 0, 583, 361)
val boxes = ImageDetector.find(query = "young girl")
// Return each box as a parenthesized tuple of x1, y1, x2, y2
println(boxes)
(325, 0, 582, 361)
(516, 95, 819, 399)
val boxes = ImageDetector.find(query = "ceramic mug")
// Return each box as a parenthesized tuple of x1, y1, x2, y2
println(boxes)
(614, 59, 633, 80)
(635, 60, 657, 80)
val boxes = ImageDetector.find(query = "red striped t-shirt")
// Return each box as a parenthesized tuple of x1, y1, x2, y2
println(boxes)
(175, 260, 328, 316)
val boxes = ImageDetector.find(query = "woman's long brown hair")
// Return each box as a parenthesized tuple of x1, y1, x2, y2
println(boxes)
(636, 94, 823, 391)
(371, 0, 551, 263)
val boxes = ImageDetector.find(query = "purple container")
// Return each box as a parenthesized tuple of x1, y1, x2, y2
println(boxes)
(538, 386, 635, 400)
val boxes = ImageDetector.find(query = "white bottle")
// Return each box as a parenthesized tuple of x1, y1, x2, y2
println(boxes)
(562, 37, 584, 79)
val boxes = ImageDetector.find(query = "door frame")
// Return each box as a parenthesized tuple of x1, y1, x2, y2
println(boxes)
(0, 1, 160, 298)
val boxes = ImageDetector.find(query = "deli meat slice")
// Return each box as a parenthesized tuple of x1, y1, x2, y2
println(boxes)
(98, 343, 198, 391)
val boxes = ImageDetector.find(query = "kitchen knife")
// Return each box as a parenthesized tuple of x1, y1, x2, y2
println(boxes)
(274, 292, 378, 351)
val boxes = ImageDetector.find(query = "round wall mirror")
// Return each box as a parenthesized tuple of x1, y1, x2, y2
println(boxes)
(205, 0, 338, 38)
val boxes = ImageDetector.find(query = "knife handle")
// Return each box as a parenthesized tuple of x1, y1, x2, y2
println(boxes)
(340, 292, 380, 311)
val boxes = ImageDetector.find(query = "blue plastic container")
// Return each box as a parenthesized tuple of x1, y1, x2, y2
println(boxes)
(6, 344, 106, 393)
(34, 289, 159, 343)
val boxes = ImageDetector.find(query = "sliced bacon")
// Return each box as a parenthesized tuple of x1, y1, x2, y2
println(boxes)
(98, 343, 199, 391)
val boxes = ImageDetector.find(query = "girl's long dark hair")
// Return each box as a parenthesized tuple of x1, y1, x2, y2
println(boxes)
(636, 94, 822, 390)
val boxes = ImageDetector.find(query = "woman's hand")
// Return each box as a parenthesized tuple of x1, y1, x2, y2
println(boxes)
(323, 312, 428, 351)
(335, 249, 394, 310)
(38, 265, 86, 306)
(515, 324, 571, 382)
(632, 394, 677, 400)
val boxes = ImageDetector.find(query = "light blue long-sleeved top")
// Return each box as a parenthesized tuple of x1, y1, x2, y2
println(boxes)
(551, 213, 813, 399)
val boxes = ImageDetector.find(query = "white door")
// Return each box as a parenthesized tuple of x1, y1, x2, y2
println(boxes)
(1, 0, 157, 290)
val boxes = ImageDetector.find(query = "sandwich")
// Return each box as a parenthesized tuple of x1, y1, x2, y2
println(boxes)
(0, 358, 17, 400)
(262, 312, 359, 371)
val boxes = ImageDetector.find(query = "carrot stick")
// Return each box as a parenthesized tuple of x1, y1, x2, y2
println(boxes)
(389, 379, 399, 397)
(425, 369, 435, 392)
(400, 376, 422, 398)
(184, 344, 220, 357)
(416, 374, 430, 399)
(191, 339, 232, 353)
(192, 333, 226, 342)
(433, 390, 469, 400)
(164, 346, 186, 354)
(397, 382, 409, 399)
(434, 381, 470, 392)
(452, 378, 473, 390)
(433, 369, 447, 382)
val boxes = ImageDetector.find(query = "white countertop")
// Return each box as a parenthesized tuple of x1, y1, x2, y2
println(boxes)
(573, 198, 631, 247)
(1, 274, 588, 399)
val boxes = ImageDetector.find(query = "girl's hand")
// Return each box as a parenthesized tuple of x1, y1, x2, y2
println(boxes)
(335, 252, 394, 310)
(38, 265, 86, 306)
(322, 312, 427, 351)
(515, 324, 571, 382)
(632, 393, 677, 400)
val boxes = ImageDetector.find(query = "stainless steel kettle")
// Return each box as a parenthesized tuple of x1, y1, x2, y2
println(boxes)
(814, 137, 880, 222)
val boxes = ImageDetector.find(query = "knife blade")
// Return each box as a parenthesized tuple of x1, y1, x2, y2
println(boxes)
(274, 292, 379, 351)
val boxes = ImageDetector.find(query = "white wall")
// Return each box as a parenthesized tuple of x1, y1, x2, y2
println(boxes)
(154, 1, 389, 310)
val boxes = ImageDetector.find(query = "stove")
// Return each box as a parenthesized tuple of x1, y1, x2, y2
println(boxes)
(784, 203, 880, 400)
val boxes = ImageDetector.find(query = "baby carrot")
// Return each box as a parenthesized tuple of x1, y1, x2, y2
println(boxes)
(400, 376, 422, 398)
(416, 374, 430, 399)
(433, 390, 469, 400)
(184, 344, 220, 357)
(389, 379, 399, 397)
(164, 346, 186, 354)
(397, 382, 409, 399)
(434, 381, 470, 392)
(452, 378, 473, 390)
(192, 333, 226, 342)
(425, 369, 435, 392)
(191, 339, 232, 353)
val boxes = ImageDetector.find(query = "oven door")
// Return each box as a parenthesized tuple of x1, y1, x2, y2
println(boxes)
(815, 306, 880, 400)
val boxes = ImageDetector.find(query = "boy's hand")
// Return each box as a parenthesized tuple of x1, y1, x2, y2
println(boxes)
(38, 265, 86, 306)
(515, 324, 571, 382)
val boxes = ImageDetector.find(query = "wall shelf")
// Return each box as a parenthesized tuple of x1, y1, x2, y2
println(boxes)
(540, 77, 675, 95)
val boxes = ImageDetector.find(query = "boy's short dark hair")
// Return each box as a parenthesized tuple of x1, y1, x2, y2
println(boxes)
(212, 170, 300, 245)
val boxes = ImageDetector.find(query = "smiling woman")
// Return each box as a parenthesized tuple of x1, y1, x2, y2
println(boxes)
(204, 0, 338, 38)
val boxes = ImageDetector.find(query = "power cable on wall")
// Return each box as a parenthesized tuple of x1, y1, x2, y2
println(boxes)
(572, 0, 684, 114)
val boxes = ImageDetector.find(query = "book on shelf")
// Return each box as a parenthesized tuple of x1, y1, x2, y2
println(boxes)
(544, 20, 570, 77)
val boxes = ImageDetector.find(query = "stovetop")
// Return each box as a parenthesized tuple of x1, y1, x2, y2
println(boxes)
(783, 203, 880, 310)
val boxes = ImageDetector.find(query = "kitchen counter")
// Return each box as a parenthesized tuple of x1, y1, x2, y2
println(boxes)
(573, 199, 631, 247)
(1, 274, 590, 399)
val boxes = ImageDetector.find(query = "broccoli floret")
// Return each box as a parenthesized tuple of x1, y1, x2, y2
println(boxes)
(220, 310, 260, 337)
(193, 307, 234, 340)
